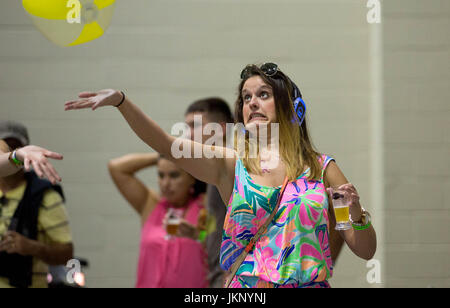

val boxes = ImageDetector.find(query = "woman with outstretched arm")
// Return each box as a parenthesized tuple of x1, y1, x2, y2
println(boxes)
(65, 63, 376, 288)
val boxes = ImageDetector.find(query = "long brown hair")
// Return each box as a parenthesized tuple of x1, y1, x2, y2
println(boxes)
(234, 64, 322, 181)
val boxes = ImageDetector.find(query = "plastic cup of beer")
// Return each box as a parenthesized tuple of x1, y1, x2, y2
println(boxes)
(166, 217, 181, 235)
(165, 209, 181, 239)
(332, 191, 352, 231)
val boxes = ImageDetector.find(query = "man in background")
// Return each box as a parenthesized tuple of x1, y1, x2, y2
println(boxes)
(0, 121, 73, 288)
(184, 97, 234, 288)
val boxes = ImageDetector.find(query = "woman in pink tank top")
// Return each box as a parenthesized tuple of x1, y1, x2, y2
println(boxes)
(108, 152, 208, 288)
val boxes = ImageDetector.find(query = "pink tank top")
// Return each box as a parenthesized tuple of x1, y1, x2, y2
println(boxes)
(135, 195, 208, 288)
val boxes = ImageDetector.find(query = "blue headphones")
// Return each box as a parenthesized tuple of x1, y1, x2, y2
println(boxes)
(289, 79, 306, 126)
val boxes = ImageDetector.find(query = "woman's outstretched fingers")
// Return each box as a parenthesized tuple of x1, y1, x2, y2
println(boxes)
(66, 100, 93, 110)
(78, 91, 97, 98)
(64, 101, 78, 110)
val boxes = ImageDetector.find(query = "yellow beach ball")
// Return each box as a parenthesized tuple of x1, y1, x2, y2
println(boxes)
(22, 0, 116, 47)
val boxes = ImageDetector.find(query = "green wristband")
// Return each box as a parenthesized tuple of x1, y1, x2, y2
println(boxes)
(352, 220, 372, 231)
(197, 230, 207, 242)
(11, 150, 24, 166)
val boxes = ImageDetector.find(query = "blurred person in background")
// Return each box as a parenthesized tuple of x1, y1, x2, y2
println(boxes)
(184, 97, 233, 288)
(108, 152, 209, 288)
(0, 121, 73, 288)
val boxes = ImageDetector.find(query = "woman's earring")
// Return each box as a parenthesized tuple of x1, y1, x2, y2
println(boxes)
(189, 186, 195, 195)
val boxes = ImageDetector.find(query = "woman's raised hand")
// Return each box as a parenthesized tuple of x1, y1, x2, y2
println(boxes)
(64, 89, 124, 111)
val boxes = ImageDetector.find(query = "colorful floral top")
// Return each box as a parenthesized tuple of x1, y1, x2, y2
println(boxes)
(220, 154, 335, 288)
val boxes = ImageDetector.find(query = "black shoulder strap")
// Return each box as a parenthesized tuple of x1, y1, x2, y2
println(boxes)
(9, 171, 64, 234)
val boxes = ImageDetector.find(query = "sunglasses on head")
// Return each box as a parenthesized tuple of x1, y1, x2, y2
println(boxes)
(240, 62, 279, 80)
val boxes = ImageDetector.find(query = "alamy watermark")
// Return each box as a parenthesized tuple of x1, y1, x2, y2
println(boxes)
(66, 0, 81, 24)
(66, 258, 81, 283)
(68, 1, 381, 25)
(366, 258, 382, 284)
(171, 115, 280, 169)
(367, 0, 381, 24)
(185, 291, 266, 305)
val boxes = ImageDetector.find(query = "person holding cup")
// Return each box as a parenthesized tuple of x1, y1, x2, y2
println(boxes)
(65, 62, 376, 288)
(108, 152, 208, 288)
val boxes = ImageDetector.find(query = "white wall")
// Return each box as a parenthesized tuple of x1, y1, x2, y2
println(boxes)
(382, 0, 450, 287)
